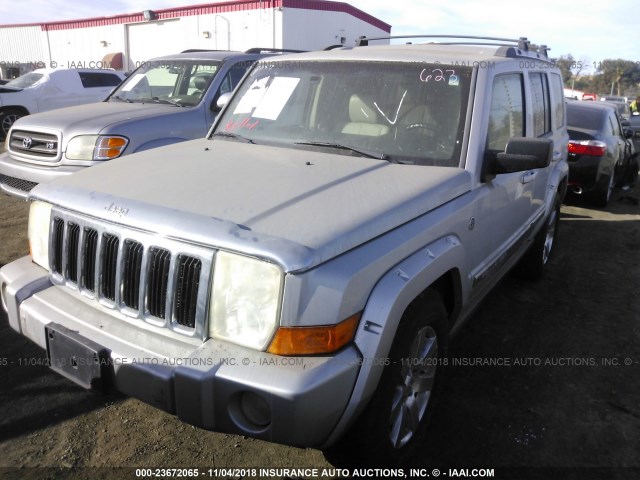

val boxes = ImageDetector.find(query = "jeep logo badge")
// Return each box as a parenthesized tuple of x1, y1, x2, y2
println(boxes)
(22, 137, 33, 149)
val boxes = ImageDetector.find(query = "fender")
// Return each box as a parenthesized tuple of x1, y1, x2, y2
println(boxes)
(134, 137, 190, 153)
(545, 160, 569, 214)
(324, 234, 465, 446)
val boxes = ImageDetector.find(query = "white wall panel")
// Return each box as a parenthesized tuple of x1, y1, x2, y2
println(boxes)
(0, 25, 46, 76)
(282, 8, 389, 50)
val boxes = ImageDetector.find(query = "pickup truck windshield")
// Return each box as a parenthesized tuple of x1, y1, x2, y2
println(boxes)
(6, 72, 44, 89)
(110, 60, 221, 107)
(214, 61, 472, 166)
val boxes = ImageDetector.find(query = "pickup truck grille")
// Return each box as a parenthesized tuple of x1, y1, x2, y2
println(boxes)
(9, 129, 60, 161)
(0, 174, 38, 193)
(49, 210, 213, 339)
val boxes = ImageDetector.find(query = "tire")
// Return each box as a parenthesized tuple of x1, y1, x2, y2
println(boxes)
(0, 108, 24, 138)
(323, 290, 449, 467)
(620, 158, 639, 190)
(594, 173, 614, 208)
(514, 196, 560, 281)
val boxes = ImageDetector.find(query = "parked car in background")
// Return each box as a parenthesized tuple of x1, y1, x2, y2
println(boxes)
(0, 69, 126, 138)
(601, 99, 631, 120)
(0, 49, 296, 199)
(600, 95, 627, 104)
(566, 101, 636, 206)
(623, 114, 640, 153)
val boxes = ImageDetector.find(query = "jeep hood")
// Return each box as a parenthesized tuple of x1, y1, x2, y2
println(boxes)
(30, 139, 471, 272)
(11, 101, 190, 134)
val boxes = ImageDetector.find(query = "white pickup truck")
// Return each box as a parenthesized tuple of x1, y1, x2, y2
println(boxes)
(0, 36, 568, 466)
(0, 68, 125, 137)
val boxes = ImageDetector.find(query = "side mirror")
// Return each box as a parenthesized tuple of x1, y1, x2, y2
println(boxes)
(212, 92, 233, 113)
(492, 137, 553, 174)
(623, 128, 634, 139)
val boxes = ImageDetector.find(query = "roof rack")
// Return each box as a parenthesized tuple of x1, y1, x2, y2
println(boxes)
(244, 47, 306, 54)
(355, 35, 550, 58)
(180, 49, 234, 53)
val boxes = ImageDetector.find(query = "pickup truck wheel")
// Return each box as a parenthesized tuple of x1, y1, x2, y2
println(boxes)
(1, 108, 24, 137)
(324, 290, 448, 467)
(514, 196, 560, 281)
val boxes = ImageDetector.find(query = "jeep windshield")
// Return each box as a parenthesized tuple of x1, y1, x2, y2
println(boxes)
(213, 61, 472, 166)
(109, 60, 221, 107)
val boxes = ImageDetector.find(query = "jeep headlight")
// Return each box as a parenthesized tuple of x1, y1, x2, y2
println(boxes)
(66, 135, 128, 161)
(209, 251, 283, 350)
(28, 200, 52, 270)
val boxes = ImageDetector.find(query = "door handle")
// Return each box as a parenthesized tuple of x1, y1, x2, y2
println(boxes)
(521, 170, 537, 184)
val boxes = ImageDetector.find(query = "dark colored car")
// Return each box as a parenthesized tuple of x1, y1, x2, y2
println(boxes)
(566, 101, 637, 207)
(622, 114, 640, 153)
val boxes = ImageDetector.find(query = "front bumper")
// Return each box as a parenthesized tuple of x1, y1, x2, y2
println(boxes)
(0, 152, 85, 198)
(0, 256, 361, 448)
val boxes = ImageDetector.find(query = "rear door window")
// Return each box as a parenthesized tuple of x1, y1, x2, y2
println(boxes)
(79, 72, 122, 88)
(530, 72, 551, 136)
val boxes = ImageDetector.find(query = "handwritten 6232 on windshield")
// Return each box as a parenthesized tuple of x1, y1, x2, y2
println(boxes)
(419, 68, 459, 86)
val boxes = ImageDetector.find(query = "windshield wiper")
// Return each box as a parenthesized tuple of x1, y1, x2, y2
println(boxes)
(212, 132, 256, 144)
(294, 141, 388, 161)
(151, 97, 184, 107)
(110, 95, 133, 103)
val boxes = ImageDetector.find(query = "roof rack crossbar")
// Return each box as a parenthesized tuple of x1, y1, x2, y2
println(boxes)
(244, 47, 306, 54)
(423, 41, 519, 47)
(356, 34, 531, 51)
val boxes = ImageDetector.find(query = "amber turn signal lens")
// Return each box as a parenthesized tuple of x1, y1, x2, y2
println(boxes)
(96, 136, 128, 159)
(267, 313, 361, 356)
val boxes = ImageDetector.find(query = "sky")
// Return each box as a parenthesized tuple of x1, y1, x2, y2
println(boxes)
(0, 0, 638, 71)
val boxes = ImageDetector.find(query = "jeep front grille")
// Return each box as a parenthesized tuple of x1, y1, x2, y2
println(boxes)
(49, 210, 214, 338)
(9, 129, 60, 161)
(147, 247, 171, 319)
(122, 240, 143, 310)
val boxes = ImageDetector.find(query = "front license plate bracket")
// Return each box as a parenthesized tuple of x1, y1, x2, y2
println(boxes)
(45, 323, 111, 392)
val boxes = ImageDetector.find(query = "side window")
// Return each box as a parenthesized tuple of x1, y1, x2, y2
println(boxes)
(487, 73, 524, 151)
(530, 73, 551, 136)
(609, 114, 621, 137)
(79, 72, 122, 88)
(219, 62, 252, 95)
(550, 73, 565, 127)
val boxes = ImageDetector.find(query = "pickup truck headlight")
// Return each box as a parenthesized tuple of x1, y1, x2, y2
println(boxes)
(209, 251, 283, 351)
(28, 201, 52, 270)
(66, 135, 128, 161)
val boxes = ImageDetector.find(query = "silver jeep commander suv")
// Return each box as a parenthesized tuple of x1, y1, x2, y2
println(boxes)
(0, 35, 568, 466)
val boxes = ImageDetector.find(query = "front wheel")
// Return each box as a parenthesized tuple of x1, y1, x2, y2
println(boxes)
(323, 290, 449, 467)
(0, 108, 25, 138)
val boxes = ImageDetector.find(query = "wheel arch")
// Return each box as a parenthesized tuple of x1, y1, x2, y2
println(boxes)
(1, 105, 30, 116)
(323, 234, 465, 447)
(1, 106, 30, 137)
